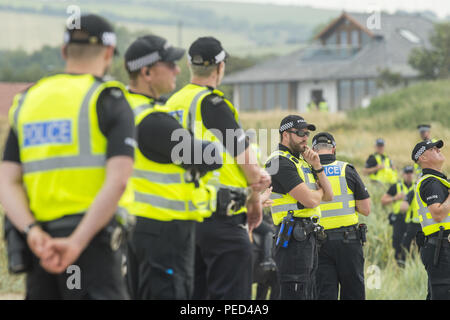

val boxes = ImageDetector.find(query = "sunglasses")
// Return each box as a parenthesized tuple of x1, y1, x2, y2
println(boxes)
(287, 130, 310, 137)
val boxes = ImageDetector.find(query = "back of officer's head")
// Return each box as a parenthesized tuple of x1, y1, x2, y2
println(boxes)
(188, 37, 227, 78)
(312, 132, 336, 154)
(63, 14, 117, 62)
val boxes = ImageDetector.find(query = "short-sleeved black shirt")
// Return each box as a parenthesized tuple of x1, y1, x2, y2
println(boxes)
(419, 168, 449, 206)
(365, 153, 393, 169)
(3, 78, 136, 162)
(200, 87, 249, 157)
(265, 144, 305, 195)
(386, 181, 413, 197)
(319, 153, 370, 200)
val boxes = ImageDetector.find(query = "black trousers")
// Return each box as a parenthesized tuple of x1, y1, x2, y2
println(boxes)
(126, 217, 196, 300)
(192, 213, 253, 300)
(392, 213, 407, 264)
(420, 237, 450, 300)
(316, 233, 365, 300)
(402, 223, 421, 253)
(26, 216, 128, 300)
(274, 229, 318, 300)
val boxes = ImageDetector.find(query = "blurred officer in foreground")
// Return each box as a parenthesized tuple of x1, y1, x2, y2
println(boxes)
(165, 36, 271, 299)
(265, 115, 333, 300)
(312, 132, 370, 300)
(0, 14, 135, 299)
(412, 140, 449, 300)
(381, 165, 414, 267)
(401, 187, 421, 257)
(363, 138, 397, 185)
(123, 35, 222, 299)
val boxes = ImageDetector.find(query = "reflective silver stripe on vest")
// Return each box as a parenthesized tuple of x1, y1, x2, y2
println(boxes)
(320, 161, 356, 218)
(188, 89, 211, 133)
(302, 167, 318, 190)
(134, 191, 196, 211)
(21, 81, 106, 173)
(133, 169, 182, 184)
(271, 203, 299, 214)
(270, 193, 283, 200)
(133, 103, 153, 117)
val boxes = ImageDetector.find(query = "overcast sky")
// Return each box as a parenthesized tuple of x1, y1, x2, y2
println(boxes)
(201, 0, 450, 18)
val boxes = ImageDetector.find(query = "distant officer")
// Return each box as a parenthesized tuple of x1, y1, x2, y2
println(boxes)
(312, 132, 370, 300)
(122, 35, 221, 299)
(401, 187, 421, 255)
(165, 36, 271, 299)
(265, 115, 333, 300)
(0, 14, 135, 299)
(318, 100, 329, 112)
(381, 165, 414, 267)
(412, 139, 449, 300)
(363, 138, 397, 185)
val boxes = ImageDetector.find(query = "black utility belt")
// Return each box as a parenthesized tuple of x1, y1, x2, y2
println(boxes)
(325, 230, 360, 241)
(426, 235, 450, 247)
(207, 211, 247, 225)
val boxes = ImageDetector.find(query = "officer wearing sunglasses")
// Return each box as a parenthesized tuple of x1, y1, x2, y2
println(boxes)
(265, 115, 333, 300)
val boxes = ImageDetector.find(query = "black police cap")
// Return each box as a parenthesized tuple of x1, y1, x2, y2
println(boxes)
(125, 35, 185, 72)
(279, 115, 316, 133)
(188, 37, 228, 66)
(312, 132, 336, 148)
(411, 139, 444, 162)
(64, 14, 118, 55)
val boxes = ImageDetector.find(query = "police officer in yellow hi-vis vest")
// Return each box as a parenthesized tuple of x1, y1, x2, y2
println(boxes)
(401, 186, 422, 257)
(311, 132, 370, 300)
(363, 138, 398, 185)
(0, 14, 136, 299)
(122, 35, 222, 300)
(265, 115, 333, 300)
(381, 165, 414, 267)
(165, 37, 271, 299)
(412, 140, 450, 300)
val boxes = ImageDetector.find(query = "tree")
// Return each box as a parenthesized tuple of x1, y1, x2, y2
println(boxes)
(409, 22, 450, 79)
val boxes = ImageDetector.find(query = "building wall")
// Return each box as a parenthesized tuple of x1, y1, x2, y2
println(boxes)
(297, 80, 338, 113)
(235, 82, 294, 111)
(337, 78, 378, 110)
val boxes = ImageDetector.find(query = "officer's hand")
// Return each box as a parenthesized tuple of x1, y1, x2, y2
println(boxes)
(302, 146, 321, 170)
(247, 199, 263, 233)
(376, 163, 385, 170)
(395, 193, 406, 201)
(40, 237, 84, 274)
(250, 169, 271, 193)
(27, 226, 53, 259)
(261, 187, 274, 208)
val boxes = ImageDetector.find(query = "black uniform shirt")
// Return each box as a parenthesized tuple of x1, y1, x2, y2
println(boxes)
(265, 144, 304, 195)
(319, 153, 370, 200)
(199, 86, 249, 157)
(419, 168, 449, 206)
(406, 189, 415, 205)
(3, 81, 135, 162)
(386, 181, 413, 197)
(365, 153, 393, 169)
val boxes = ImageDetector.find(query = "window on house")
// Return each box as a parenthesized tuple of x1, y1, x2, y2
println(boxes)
(351, 30, 359, 47)
(398, 29, 421, 44)
(340, 30, 348, 46)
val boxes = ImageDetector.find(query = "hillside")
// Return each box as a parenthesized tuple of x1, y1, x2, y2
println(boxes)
(0, 0, 338, 55)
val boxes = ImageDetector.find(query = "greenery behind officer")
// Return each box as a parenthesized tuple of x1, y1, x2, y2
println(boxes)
(412, 139, 450, 300)
(165, 36, 271, 299)
(363, 138, 397, 185)
(0, 14, 135, 299)
(312, 132, 370, 300)
(265, 115, 333, 300)
(123, 35, 221, 299)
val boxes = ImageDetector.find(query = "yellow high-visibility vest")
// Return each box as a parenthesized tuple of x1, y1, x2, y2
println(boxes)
(9, 74, 133, 222)
(369, 153, 398, 185)
(125, 91, 216, 222)
(265, 150, 321, 225)
(164, 83, 248, 216)
(415, 174, 450, 236)
(392, 181, 414, 215)
(319, 160, 358, 230)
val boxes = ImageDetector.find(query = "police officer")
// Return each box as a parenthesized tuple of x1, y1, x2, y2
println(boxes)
(0, 14, 135, 299)
(265, 115, 333, 300)
(381, 165, 415, 267)
(401, 187, 421, 255)
(312, 132, 370, 300)
(363, 138, 397, 185)
(122, 35, 222, 299)
(165, 36, 271, 299)
(412, 139, 449, 300)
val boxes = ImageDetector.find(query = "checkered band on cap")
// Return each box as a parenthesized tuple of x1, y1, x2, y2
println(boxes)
(414, 146, 427, 160)
(279, 121, 294, 132)
(127, 51, 161, 72)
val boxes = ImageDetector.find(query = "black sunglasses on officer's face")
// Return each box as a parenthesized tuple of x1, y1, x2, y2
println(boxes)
(287, 130, 310, 137)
